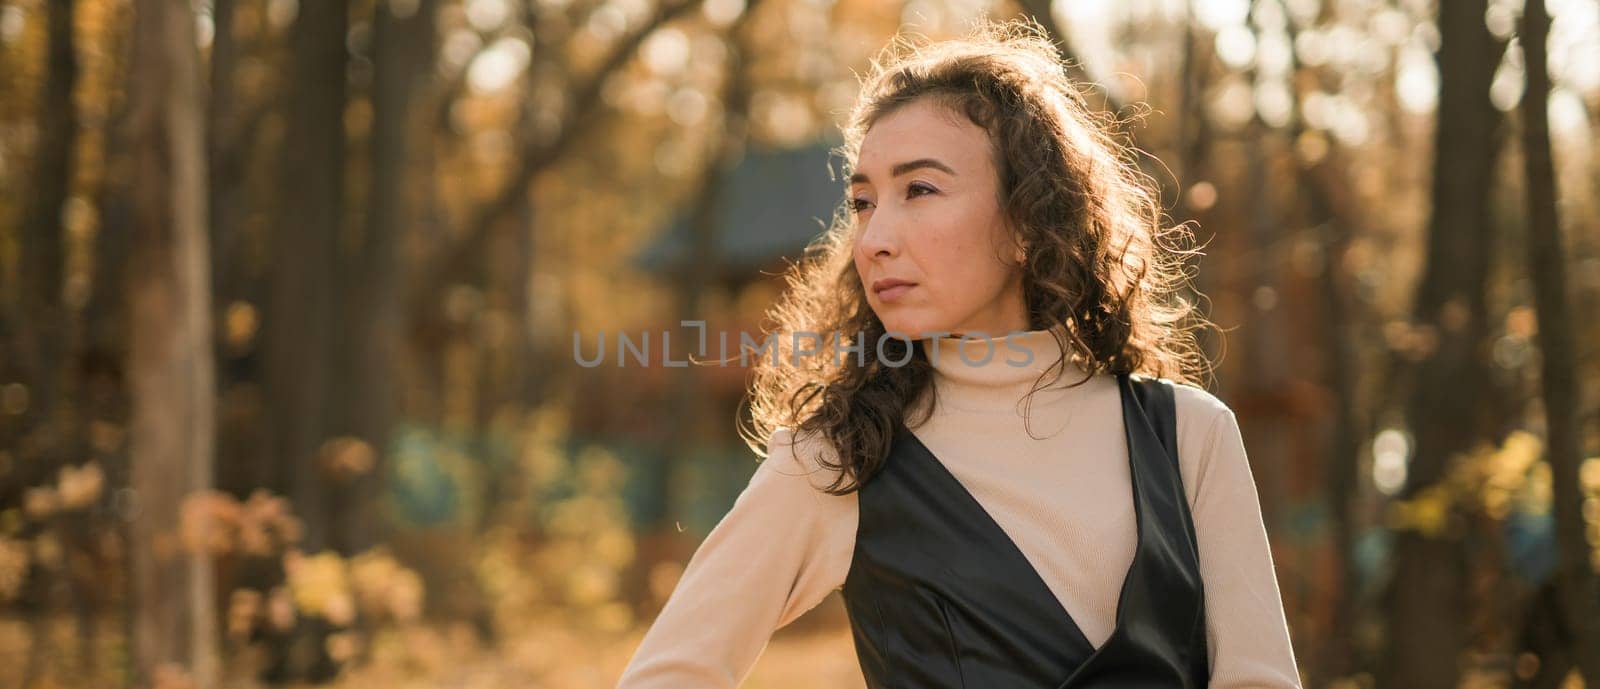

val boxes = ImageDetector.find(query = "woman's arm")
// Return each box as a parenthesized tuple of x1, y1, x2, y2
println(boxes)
(1183, 402, 1305, 689)
(614, 427, 857, 688)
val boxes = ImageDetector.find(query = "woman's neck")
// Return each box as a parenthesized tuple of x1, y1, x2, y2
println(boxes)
(915, 328, 1097, 414)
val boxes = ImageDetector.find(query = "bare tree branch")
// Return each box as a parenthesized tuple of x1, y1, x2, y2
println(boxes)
(413, 0, 707, 310)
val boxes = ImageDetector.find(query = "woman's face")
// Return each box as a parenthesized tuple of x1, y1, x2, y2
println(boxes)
(850, 98, 1029, 340)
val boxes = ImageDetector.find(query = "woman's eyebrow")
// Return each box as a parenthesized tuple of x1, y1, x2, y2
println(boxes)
(849, 158, 958, 185)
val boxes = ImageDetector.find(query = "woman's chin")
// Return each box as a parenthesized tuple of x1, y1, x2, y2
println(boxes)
(876, 314, 957, 340)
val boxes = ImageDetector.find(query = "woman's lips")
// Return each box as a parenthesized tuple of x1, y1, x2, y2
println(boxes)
(876, 284, 915, 302)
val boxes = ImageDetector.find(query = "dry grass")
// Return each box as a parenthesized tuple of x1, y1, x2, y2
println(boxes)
(0, 604, 865, 689)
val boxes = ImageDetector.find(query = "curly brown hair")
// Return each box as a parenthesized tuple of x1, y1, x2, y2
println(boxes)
(737, 17, 1216, 494)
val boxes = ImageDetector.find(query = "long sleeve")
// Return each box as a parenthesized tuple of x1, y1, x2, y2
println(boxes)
(614, 427, 857, 688)
(1183, 405, 1304, 689)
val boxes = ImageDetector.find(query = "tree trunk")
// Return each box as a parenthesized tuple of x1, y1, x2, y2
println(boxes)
(1284, 6, 1365, 679)
(1380, 1, 1504, 687)
(10, 0, 77, 499)
(206, 0, 239, 311)
(1518, 0, 1600, 683)
(123, 0, 217, 686)
(334, 0, 438, 557)
(12, 2, 76, 679)
(264, 0, 347, 551)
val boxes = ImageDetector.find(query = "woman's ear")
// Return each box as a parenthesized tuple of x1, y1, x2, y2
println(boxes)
(1007, 220, 1028, 265)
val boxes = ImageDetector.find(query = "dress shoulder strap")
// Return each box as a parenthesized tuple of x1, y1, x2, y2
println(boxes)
(1127, 373, 1179, 471)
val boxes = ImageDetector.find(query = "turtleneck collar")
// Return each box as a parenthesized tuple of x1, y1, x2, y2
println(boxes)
(915, 328, 1099, 414)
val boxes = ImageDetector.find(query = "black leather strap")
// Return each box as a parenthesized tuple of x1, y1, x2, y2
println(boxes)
(1130, 374, 1179, 471)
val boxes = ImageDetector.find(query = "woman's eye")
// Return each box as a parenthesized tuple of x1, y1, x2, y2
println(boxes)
(850, 183, 933, 213)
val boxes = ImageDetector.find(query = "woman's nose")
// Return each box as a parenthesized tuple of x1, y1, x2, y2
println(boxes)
(856, 215, 900, 259)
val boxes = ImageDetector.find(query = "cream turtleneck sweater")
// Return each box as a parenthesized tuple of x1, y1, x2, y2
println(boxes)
(615, 329, 1303, 688)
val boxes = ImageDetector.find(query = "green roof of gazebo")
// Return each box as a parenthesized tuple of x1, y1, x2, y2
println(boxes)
(633, 139, 846, 282)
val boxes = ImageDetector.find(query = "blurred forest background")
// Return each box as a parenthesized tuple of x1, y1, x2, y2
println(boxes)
(0, 0, 1599, 687)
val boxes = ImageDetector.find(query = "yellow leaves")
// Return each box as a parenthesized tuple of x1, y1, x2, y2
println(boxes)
(540, 510, 637, 632)
(56, 461, 104, 509)
(522, 403, 573, 492)
(349, 546, 426, 623)
(472, 437, 640, 637)
(545, 494, 627, 537)
(1384, 431, 1551, 535)
(576, 445, 627, 493)
(0, 536, 29, 601)
(237, 490, 304, 556)
(1582, 457, 1600, 573)
(1505, 305, 1538, 338)
(592, 526, 636, 569)
(275, 546, 427, 629)
(359, 623, 476, 680)
(325, 630, 362, 664)
(285, 549, 357, 626)
(564, 560, 619, 607)
(1479, 431, 1544, 520)
(1520, 462, 1554, 517)
(1383, 320, 1439, 362)
(181, 490, 241, 556)
(1385, 430, 1600, 574)
(222, 300, 260, 352)
(1581, 457, 1600, 493)
(320, 436, 377, 481)
(1385, 484, 1452, 537)
(23, 485, 58, 519)
(589, 601, 634, 633)
(473, 525, 550, 626)
(178, 488, 303, 558)
(1486, 431, 1542, 486)
(21, 460, 105, 520)
(523, 439, 571, 494)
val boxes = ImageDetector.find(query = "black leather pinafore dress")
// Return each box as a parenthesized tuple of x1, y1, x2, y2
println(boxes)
(839, 372, 1208, 689)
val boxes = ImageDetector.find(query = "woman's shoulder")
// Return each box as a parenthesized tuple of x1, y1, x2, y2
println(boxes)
(1162, 380, 1246, 505)
(1126, 373, 1236, 441)
(758, 425, 855, 495)
(1165, 379, 1236, 438)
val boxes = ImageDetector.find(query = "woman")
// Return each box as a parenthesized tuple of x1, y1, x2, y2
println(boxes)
(616, 18, 1302, 689)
